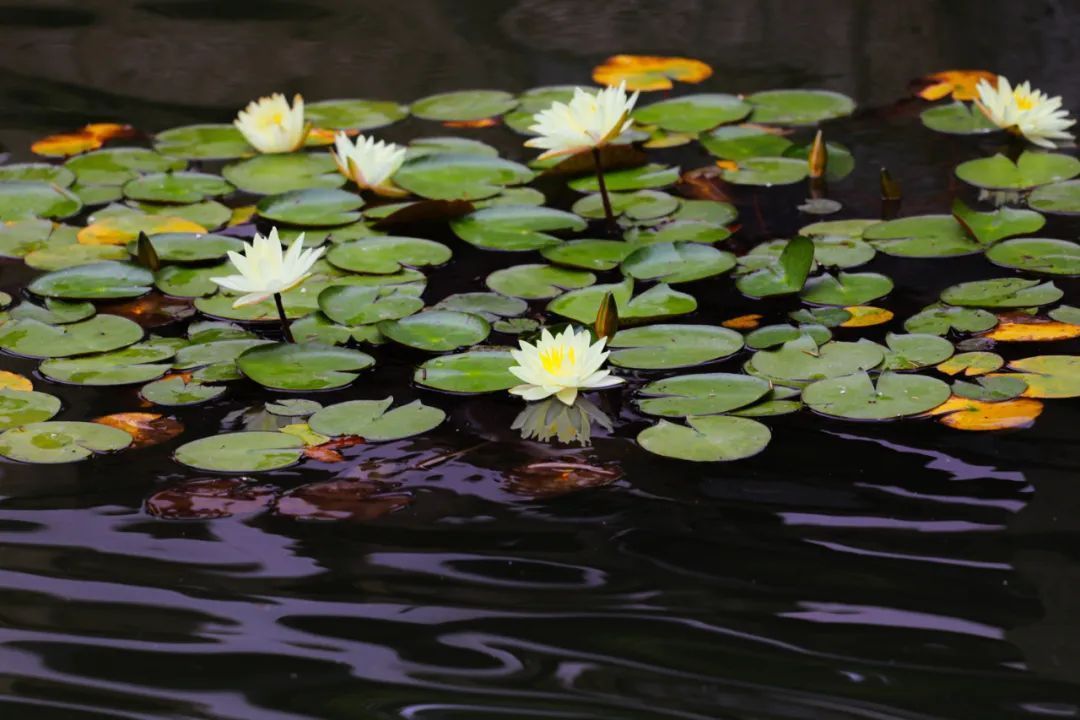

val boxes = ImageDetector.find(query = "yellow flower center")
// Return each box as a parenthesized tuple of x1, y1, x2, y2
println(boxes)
(540, 345, 576, 375)
(258, 111, 285, 129)
(1014, 93, 1034, 111)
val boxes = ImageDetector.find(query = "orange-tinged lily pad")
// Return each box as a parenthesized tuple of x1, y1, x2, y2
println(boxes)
(93, 412, 184, 448)
(925, 395, 1043, 431)
(443, 118, 500, 129)
(31, 123, 136, 157)
(914, 70, 997, 102)
(722, 313, 764, 330)
(592, 54, 713, 91)
(78, 215, 206, 245)
(983, 315, 1080, 342)
(937, 351, 1003, 377)
(841, 306, 894, 328)
(0, 371, 33, 391)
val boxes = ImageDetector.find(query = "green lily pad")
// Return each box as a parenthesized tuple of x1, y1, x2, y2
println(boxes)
(729, 386, 803, 417)
(305, 98, 409, 130)
(788, 306, 853, 328)
(0, 218, 58, 257)
(955, 151, 1080, 190)
(748, 336, 885, 384)
(71, 183, 123, 206)
(540, 239, 636, 271)
(413, 349, 518, 393)
(800, 272, 893, 306)
(266, 399, 323, 417)
(9, 298, 95, 325)
(0, 181, 82, 221)
(122, 171, 233, 204)
(882, 332, 955, 371)
(800, 219, 880, 238)
(451, 205, 585, 251)
(920, 102, 999, 135)
(941, 278, 1063, 308)
(406, 136, 500, 160)
(1006, 355, 1080, 398)
(862, 215, 982, 257)
(0, 314, 142, 358)
(670, 200, 739, 226)
(0, 421, 132, 464)
(138, 233, 243, 263)
(308, 397, 445, 440)
(410, 90, 517, 121)
(134, 200, 231, 230)
(609, 324, 744, 370)
(736, 236, 814, 298)
(493, 318, 539, 335)
(155, 262, 229, 297)
(721, 157, 808, 186)
(486, 264, 596, 300)
(621, 242, 735, 284)
(569, 164, 680, 193)
(633, 93, 750, 132)
(699, 125, 794, 160)
(141, 376, 227, 406)
(25, 243, 129, 271)
(985, 238, 1080, 276)
(256, 188, 364, 227)
(223, 152, 346, 195)
(0, 389, 62, 429)
(237, 342, 375, 391)
(66, 148, 185, 186)
(746, 89, 856, 125)
(938, 351, 1004, 376)
(571, 190, 679, 221)
(29, 261, 153, 300)
(154, 124, 253, 160)
(1049, 305, 1080, 325)
(474, 187, 547, 208)
(1028, 180, 1080, 215)
(379, 310, 490, 352)
(433, 292, 527, 321)
(174, 431, 304, 472)
(173, 338, 273, 369)
(746, 324, 831, 350)
(803, 371, 950, 420)
(394, 154, 535, 200)
(951, 199, 1045, 245)
(327, 235, 450, 274)
(625, 220, 731, 245)
(637, 373, 770, 417)
(953, 375, 1028, 402)
(318, 285, 424, 325)
(547, 278, 696, 324)
(40, 342, 175, 385)
(0, 163, 75, 186)
(637, 415, 771, 462)
(904, 304, 998, 335)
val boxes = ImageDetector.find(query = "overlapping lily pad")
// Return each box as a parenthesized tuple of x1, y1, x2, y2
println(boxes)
(621, 242, 736, 284)
(413, 349, 518, 393)
(955, 151, 1080, 190)
(0, 182, 82, 221)
(29, 261, 153, 299)
(40, 342, 175, 385)
(637, 373, 771, 417)
(803, 371, 951, 420)
(327, 235, 450, 274)
(0, 389, 62, 429)
(940, 278, 1063, 308)
(547, 279, 697, 324)
(153, 124, 253, 160)
(395, 154, 535, 200)
(238, 342, 375, 390)
(486, 264, 596, 299)
(257, 188, 364, 226)
(379, 310, 490, 352)
(122, 171, 233, 203)
(800, 272, 893, 306)
(904, 304, 998, 335)
(0, 315, 143, 358)
(141, 376, 227, 406)
(746, 89, 856, 125)
(748, 336, 884, 384)
(920, 102, 998, 135)
(305, 98, 409, 130)
(609, 324, 744, 370)
(319, 285, 424, 326)
(1028, 180, 1080, 215)
(411, 90, 517, 121)
(308, 397, 445, 440)
(985, 238, 1080, 276)
(540, 239, 635, 271)
(881, 333, 955, 371)
(862, 215, 981, 257)
(568, 164, 680, 193)
(140, 233, 244, 263)
(224, 153, 346, 195)
(633, 93, 750, 132)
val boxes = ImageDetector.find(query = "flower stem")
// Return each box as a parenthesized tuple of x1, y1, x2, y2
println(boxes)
(273, 292, 295, 343)
(591, 147, 616, 236)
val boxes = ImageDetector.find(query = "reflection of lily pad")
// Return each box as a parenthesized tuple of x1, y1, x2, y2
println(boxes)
(0, 421, 132, 464)
(638, 415, 771, 462)
(610, 324, 743, 370)
(309, 397, 445, 440)
(637, 373, 771, 417)
(413, 349, 518, 393)
(238, 342, 375, 390)
(540, 239, 635, 271)
(174, 431, 304, 472)
(804, 371, 950, 420)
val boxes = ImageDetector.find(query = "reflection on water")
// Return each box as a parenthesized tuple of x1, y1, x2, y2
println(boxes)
(513, 396, 613, 445)
(1, 0, 1080, 718)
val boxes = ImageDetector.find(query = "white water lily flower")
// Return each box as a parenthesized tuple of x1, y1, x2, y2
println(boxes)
(330, 132, 408, 196)
(234, 93, 310, 154)
(524, 81, 640, 159)
(211, 228, 324, 307)
(976, 76, 1075, 148)
(509, 326, 624, 406)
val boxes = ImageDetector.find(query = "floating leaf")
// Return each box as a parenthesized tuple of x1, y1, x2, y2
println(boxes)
(609, 324, 743, 370)
(621, 242, 735, 284)
(637, 373, 771, 417)
(0, 421, 132, 464)
(486, 264, 596, 300)
(452, 205, 585, 251)
(915, 70, 997, 101)
(952, 199, 1045, 245)
(40, 342, 175, 385)
(749, 337, 884, 384)
(955, 151, 1080, 190)
(804, 371, 951, 420)
(882, 332, 955, 371)
(411, 90, 517, 121)
(920, 102, 998, 135)
(841, 306, 893, 327)
(154, 124, 253, 160)
(256, 188, 364, 227)
(729, 386, 803, 417)
(983, 315, 1080, 342)
(547, 278, 696, 324)
(93, 412, 184, 449)
(379, 310, 490, 352)
(699, 125, 793, 160)
(953, 375, 1028, 402)
(633, 94, 750, 132)
(174, 431, 304, 472)
(305, 98, 409, 130)
(141, 376, 226, 406)
(326, 236, 450, 274)
(937, 352, 1004, 377)
(223, 152, 346, 195)
(1005, 355, 1080, 398)
(0, 163, 75, 186)
(238, 342, 375, 391)
(571, 189, 679, 221)
(862, 215, 981, 257)
(78, 214, 207, 246)
(540, 239, 635, 271)
(940, 278, 1062, 308)
(413, 349, 517, 394)
(137, 232, 243, 263)
(66, 148, 185, 186)
(1028, 180, 1080, 215)
(592, 54, 712, 91)
(746, 324, 830, 350)
(433, 292, 527, 321)
(318, 285, 424, 326)
(736, 235, 814, 298)
(569, 164, 680, 193)
(637, 415, 770, 462)
(0, 182, 82, 221)
(122, 171, 233, 204)
(746, 89, 856, 125)
(800, 272, 893, 306)
(0, 389, 62, 429)
(31, 123, 135, 157)
(904, 304, 997, 335)
(29, 261, 153, 300)
(308, 397, 445, 440)
(0, 314, 143, 358)
(985, 238, 1080, 276)
(720, 157, 808, 186)
(927, 395, 1043, 431)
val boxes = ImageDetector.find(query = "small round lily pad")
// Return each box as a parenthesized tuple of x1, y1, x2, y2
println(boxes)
(411, 90, 518, 121)
(123, 171, 234, 204)
(308, 397, 445, 441)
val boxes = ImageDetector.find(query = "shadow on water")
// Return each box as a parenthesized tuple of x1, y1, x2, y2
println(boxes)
(1, 1, 1080, 718)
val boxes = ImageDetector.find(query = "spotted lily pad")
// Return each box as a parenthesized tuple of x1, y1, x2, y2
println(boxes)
(955, 151, 1080, 190)
(800, 272, 893, 306)
(540, 239, 636, 271)
(547, 279, 697, 324)
(122, 171, 233, 204)
(746, 89, 855, 125)
(940, 278, 1063, 308)
(237, 342, 375, 391)
(452, 205, 585, 251)
(223, 152, 346, 195)
(804, 371, 950, 420)
(411, 90, 517, 121)
(485, 264, 596, 300)
(308, 397, 445, 440)
(985, 238, 1080, 276)
(153, 124, 253, 160)
(633, 93, 750, 132)
(621, 242, 736, 284)
(0, 182, 82, 221)
(609, 324, 744, 370)
(305, 98, 409, 130)
(903, 304, 998, 335)
(395, 154, 534, 201)
(379, 310, 490, 352)
(569, 164, 680, 193)
(0, 421, 132, 464)
(413, 349, 518, 393)
(29, 261, 153, 299)
(318, 285, 424, 326)
(327, 236, 451, 274)
(174, 431, 304, 472)
(881, 332, 955, 371)
(1028, 180, 1080, 215)
(257, 188, 364, 227)
(0, 315, 143, 358)
(637, 415, 771, 462)
(637, 373, 771, 417)
(0, 389, 62, 429)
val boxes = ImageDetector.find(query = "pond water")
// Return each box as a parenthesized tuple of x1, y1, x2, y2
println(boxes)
(1, 2, 1080, 718)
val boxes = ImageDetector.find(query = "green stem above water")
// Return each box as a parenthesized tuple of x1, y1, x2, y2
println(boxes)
(591, 147, 617, 236)
(273, 292, 295, 344)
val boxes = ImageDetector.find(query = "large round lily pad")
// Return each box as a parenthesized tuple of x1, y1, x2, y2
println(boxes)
(379, 310, 490, 352)
(800, 272, 893, 306)
(0, 389, 62, 430)
(721, 157, 808, 186)
(433, 292, 527, 320)
(0, 315, 143, 358)
(622, 242, 735, 284)
(637, 373, 771, 417)
(0, 181, 82, 221)
(237, 342, 375, 391)
(749, 337, 884, 384)
(637, 415, 771, 462)
(66, 148, 186, 186)
(700, 125, 794, 160)
(308, 397, 445, 440)
(985, 238, 1080, 276)
(318, 285, 424, 326)
(569, 164, 680, 193)
(633, 93, 750, 132)
(940, 278, 1063, 308)
(413, 349, 517, 393)
(223, 152, 346, 195)
(804, 371, 951, 420)
(327, 236, 451, 274)
(256, 188, 364, 226)
(452, 205, 585, 251)
(0, 421, 132, 464)
(540, 239, 636, 271)
(40, 342, 175, 385)
(485, 264, 596, 300)
(955, 151, 1080, 190)
(174, 431, 304, 472)
(394, 154, 535, 200)
(862, 215, 981, 258)
(29, 261, 153, 299)
(305, 98, 409, 130)
(411, 90, 518, 121)
(0, 163, 75, 186)
(746, 89, 855, 125)
(122, 171, 234, 204)
(140, 233, 244, 263)
(609, 324, 743, 370)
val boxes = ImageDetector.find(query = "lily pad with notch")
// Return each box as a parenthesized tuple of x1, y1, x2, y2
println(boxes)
(256, 188, 364, 227)
(153, 124, 253, 160)
(746, 89, 856, 125)
(800, 272, 893, 306)
(633, 93, 750, 132)
(955, 151, 1080, 190)
(174, 431, 304, 472)
(748, 336, 885, 384)
(881, 332, 955, 371)
(637, 415, 771, 462)
(621, 242, 736, 284)
(305, 98, 409, 130)
(540, 239, 635, 271)
(413, 349, 518, 394)
(940, 278, 1063, 308)
(122, 172, 234, 204)
(378, 310, 490, 352)
(0, 389, 62, 430)
(395, 154, 535, 200)
(223, 152, 346, 195)
(308, 397, 445, 441)
(862, 215, 982, 257)
(452, 205, 586, 251)
(326, 235, 451, 274)
(953, 375, 1028, 402)
(29, 261, 153, 300)
(136, 233, 244, 263)
(318, 285, 424, 326)
(547, 278, 697, 324)
(0, 315, 143, 358)
(237, 342, 375, 391)
(904, 304, 998, 335)
(410, 90, 518, 121)
(141, 376, 227, 406)
(803, 371, 951, 420)
(736, 236, 814, 298)
(66, 147, 186, 186)
(433, 292, 528, 321)
(985, 238, 1080, 276)
(609, 324, 744, 370)
(0, 181, 82, 221)
(568, 164, 680, 193)
(920, 102, 999, 135)
(40, 342, 176, 385)
(486, 264, 596, 300)
(0, 421, 132, 464)
(637, 372, 771, 417)
(1028, 180, 1080, 215)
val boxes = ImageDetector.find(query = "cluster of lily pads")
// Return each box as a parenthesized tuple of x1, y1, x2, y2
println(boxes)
(0, 61, 1077, 479)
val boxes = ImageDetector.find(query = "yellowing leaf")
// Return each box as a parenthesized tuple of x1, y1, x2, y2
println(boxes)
(926, 395, 1043, 431)
(937, 352, 1003, 377)
(915, 70, 997, 102)
(93, 412, 184, 448)
(593, 54, 713, 91)
(983, 316, 1080, 342)
(715, 159, 740, 172)
(31, 123, 136, 157)
(443, 118, 499, 128)
(229, 205, 257, 226)
(78, 216, 206, 245)
(722, 314, 763, 330)
(841, 306, 894, 328)
(0, 371, 33, 391)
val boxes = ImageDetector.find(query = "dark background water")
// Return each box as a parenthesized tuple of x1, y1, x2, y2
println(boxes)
(1, 1, 1080, 718)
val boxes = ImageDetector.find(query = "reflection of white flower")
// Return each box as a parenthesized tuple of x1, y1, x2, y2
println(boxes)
(234, 93, 310, 153)
(524, 82, 639, 159)
(330, 132, 407, 196)
(509, 326, 623, 405)
(976, 76, 1075, 148)
(211, 228, 324, 307)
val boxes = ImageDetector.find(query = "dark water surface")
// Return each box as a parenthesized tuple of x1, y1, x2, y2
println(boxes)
(2, 1, 1080, 718)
